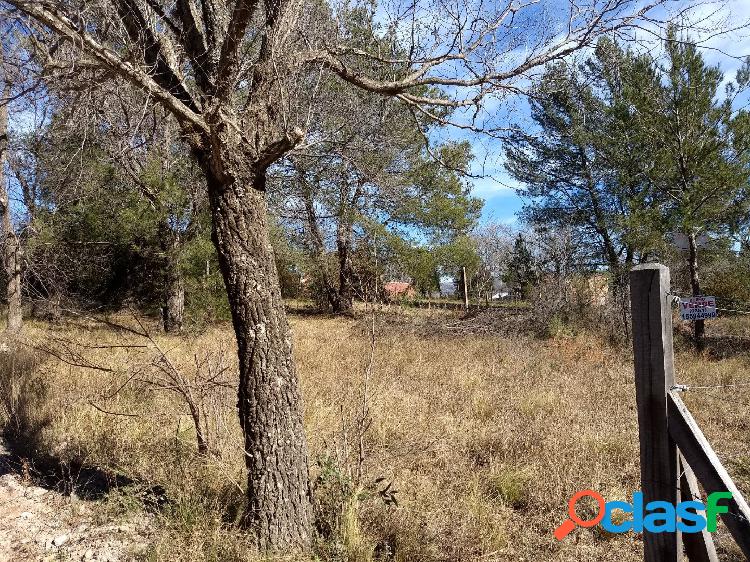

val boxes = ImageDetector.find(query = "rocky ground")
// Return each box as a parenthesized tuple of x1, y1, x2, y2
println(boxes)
(0, 440, 152, 562)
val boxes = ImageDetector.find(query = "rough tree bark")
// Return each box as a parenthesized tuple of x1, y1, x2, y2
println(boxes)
(162, 269, 184, 333)
(335, 221, 355, 316)
(0, 81, 22, 333)
(688, 232, 705, 350)
(161, 230, 184, 333)
(202, 156, 312, 549)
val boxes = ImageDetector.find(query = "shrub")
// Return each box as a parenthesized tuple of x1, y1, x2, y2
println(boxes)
(483, 466, 531, 510)
(531, 274, 631, 345)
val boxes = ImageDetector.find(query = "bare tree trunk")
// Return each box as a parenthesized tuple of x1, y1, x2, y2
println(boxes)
(0, 83, 21, 333)
(335, 223, 354, 316)
(332, 181, 363, 317)
(2, 214, 21, 333)
(206, 167, 312, 550)
(688, 232, 704, 351)
(162, 231, 184, 333)
(302, 189, 339, 311)
(163, 271, 184, 333)
(186, 396, 208, 455)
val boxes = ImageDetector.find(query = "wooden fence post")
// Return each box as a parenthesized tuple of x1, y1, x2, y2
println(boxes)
(630, 264, 680, 562)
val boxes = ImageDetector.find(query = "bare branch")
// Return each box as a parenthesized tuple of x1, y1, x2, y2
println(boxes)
(8, 1, 208, 132)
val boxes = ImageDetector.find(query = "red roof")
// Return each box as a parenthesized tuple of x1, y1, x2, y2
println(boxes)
(384, 282, 412, 295)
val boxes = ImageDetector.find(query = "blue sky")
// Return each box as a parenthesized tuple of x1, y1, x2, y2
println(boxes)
(460, 0, 750, 227)
(472, 171, 523, 225)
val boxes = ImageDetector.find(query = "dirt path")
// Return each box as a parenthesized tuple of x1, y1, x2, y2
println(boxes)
(0, 440, 152, 562)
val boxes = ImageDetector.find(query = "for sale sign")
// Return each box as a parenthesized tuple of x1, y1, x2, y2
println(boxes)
(679, 296, 717, 321)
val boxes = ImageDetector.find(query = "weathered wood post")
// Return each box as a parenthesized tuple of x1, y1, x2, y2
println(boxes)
(630, 264, 680, 562)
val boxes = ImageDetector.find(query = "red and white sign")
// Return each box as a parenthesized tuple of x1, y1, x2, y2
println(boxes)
(679, 296, 717, 321)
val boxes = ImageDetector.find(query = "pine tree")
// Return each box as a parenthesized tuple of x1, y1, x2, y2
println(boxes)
(504, 234, 537, 299)
(647, 28, 750, 348)
(504, 49, 662, 289)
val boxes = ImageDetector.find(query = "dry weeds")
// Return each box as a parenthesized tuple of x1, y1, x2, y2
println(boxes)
(0, 309, 747, 561)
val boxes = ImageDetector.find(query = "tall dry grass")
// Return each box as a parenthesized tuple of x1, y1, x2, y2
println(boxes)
(0, 309, 748, 561)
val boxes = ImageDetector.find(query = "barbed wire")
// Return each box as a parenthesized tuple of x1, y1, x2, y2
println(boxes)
(677, 381, 750, 390)
(716, 307, 750, 316)
(671, 387, 750, 420)
(673, 374, 750, 387)
(667, 291, 750, 315)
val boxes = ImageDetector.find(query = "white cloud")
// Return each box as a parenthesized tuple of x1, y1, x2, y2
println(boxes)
(468, 170, 522, 198)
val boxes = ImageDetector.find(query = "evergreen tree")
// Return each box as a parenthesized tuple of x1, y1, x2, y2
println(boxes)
(646, 28, 750, 347)
(504, 39, 674, 289)
(504, 234, 537, 299)
(506, 33, 750, 347)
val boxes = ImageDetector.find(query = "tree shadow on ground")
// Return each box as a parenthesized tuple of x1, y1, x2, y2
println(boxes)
(704, 334, 750, 360)
(285, 302, 361, 318)
(286, 306, 333, 317)
(0, 434, 167, 508)
(0, 341, 168, 510)
(673, 324, 750, 361)
(0, 433, 126, 499)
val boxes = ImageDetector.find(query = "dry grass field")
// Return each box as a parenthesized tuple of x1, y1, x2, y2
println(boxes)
(1, 306, 748, 561)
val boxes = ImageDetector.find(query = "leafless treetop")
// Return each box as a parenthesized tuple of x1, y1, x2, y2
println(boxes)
(2, 0, 678, 161)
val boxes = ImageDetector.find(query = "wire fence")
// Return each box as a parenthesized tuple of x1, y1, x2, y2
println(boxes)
(662, 292, 750, 402)
(668, 291, 750, 316)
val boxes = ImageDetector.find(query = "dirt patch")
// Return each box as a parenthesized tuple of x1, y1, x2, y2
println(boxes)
(0, 440, 152, 562)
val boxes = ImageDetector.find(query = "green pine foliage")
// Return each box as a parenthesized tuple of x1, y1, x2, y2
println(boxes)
(505, 31, 750, 290)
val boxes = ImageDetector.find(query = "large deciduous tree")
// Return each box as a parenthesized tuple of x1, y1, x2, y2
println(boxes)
(2, 0, 670, 550)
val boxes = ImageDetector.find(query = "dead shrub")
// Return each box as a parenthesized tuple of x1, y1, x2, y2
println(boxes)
(531, 274, 631, 345)
(530, 275, 590, 338)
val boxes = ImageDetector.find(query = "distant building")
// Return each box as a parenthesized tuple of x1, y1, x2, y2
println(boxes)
(490, 278, 511, 300)
(585, 273, 609, 307)
(384, 281, 416, 300)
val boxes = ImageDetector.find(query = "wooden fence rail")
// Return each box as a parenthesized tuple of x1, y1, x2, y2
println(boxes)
(630, 264, 750, 562)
